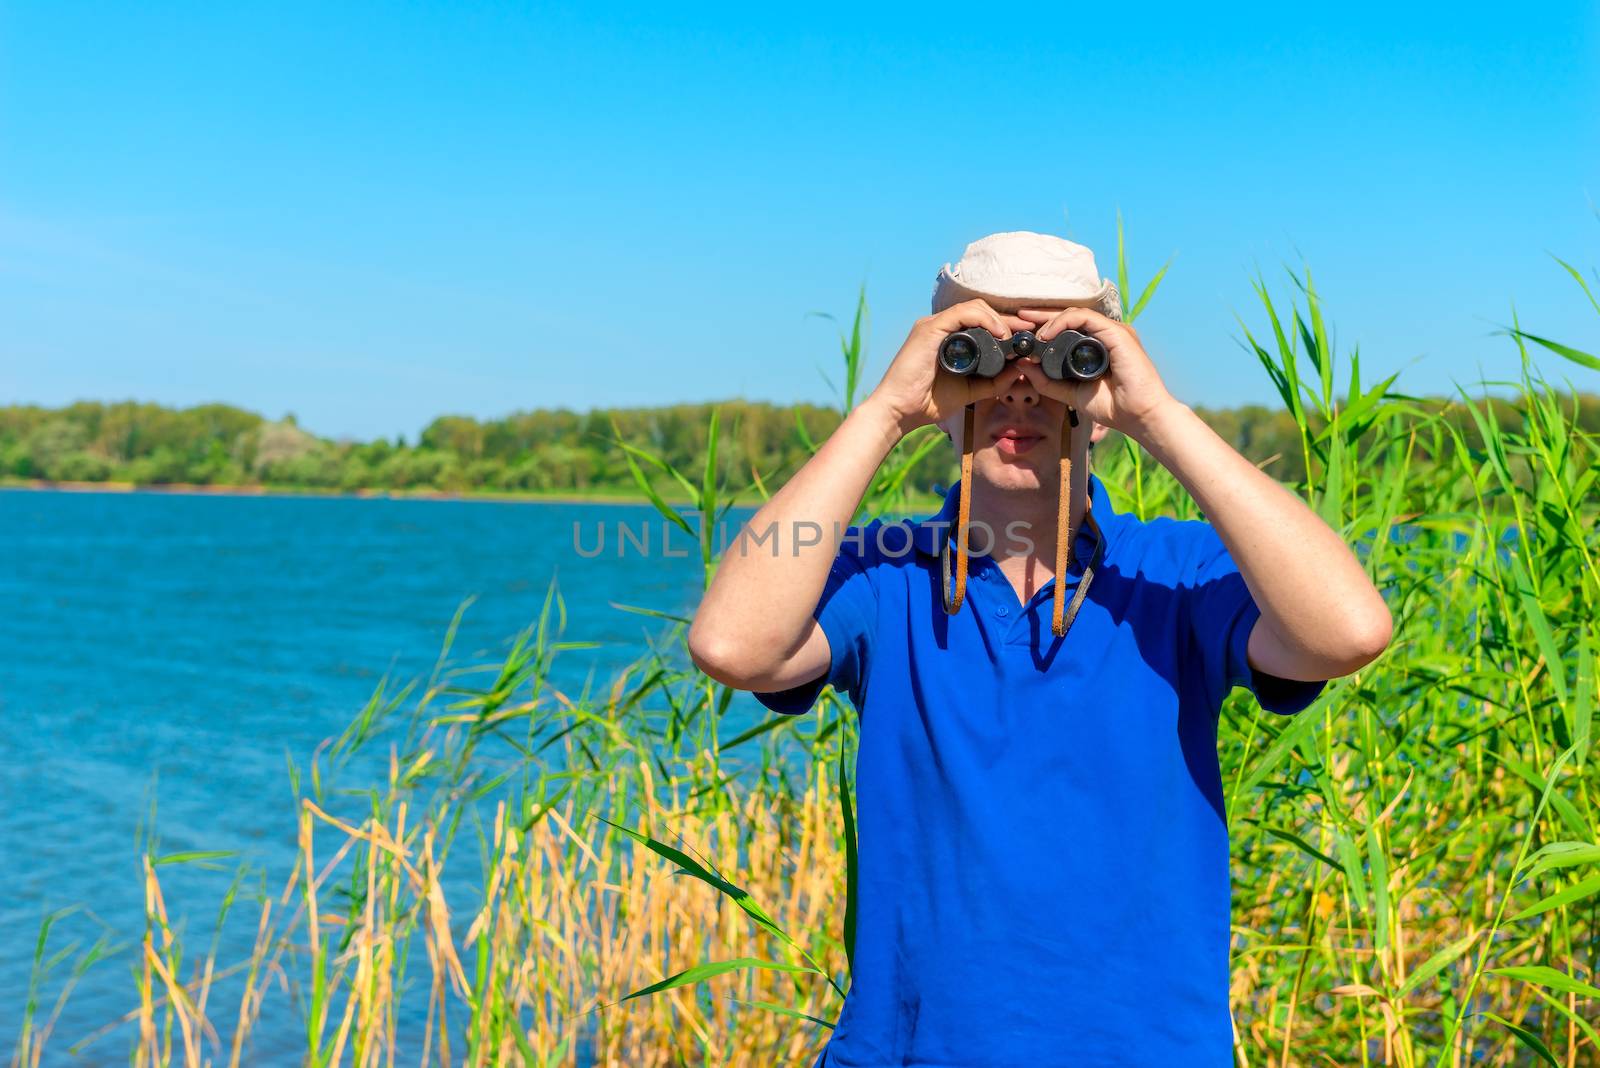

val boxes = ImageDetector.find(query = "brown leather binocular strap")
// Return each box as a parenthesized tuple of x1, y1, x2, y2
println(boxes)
(947, 400, 1090, 637)
(948, 403, 976, 613)
(1051, 404, 1091, 636)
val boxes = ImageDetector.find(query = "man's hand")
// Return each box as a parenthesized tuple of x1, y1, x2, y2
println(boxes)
(864, 299, 1035, 436)
(1009, 307, 1176, 440)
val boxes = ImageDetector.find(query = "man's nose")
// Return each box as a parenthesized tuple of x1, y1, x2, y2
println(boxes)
(999, 363, 1039, 406)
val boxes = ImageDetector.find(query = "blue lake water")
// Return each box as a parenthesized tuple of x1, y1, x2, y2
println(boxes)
(0, 488, 781, 1060)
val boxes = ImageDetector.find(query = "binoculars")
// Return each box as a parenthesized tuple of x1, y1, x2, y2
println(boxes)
(938, 328, 1109, 381)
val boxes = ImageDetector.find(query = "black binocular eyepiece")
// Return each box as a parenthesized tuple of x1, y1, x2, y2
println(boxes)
(938, 328, 1109, 381)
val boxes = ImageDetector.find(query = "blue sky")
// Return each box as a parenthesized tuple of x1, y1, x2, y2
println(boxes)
(3, 2, 1597, 441)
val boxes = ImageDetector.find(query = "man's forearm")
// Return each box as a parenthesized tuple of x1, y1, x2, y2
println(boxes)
(1134, 399, 1392, 676)
(690, 397, 903, 675)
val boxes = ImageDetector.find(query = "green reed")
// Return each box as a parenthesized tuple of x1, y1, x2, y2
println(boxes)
(10, 222, 1600, 1066)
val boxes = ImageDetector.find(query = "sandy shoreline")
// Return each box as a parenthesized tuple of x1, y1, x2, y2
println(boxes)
(1, 479, 945, 512)
(0, 478, 726, 508)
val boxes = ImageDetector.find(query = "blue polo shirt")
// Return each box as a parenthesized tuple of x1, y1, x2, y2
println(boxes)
(754, 472, 1327, 1067)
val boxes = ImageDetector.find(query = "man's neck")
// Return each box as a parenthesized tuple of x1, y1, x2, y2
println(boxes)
(967, 468, 1091, 574)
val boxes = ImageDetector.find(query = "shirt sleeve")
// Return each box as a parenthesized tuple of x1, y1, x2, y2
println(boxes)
(1183, 520, 1327, 717)
(750, 522, 880, 716)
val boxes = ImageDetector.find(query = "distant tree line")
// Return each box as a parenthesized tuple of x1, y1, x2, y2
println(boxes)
(2, 392, 1597, 499)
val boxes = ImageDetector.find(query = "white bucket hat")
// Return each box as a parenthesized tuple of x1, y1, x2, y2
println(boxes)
(932, 230, 1123, 321)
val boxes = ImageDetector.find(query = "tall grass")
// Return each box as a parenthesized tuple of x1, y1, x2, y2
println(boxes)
(10, 225, 1600, 1066)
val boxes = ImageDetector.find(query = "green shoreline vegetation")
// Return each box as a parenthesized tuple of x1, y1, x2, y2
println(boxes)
(6, 393, 1598, 510)
(12, 238, 1600, 1066)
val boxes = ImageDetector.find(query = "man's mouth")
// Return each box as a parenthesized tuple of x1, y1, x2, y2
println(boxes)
(992, 427, 1046, 457)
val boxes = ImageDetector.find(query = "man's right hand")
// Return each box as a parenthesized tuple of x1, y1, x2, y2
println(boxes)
(864, 299, 1037, 435)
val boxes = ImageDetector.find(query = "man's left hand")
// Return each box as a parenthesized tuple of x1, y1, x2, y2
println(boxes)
(1010, 307, 1176, 440)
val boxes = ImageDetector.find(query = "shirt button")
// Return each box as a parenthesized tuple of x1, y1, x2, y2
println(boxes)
(998, 606, 1010, 617)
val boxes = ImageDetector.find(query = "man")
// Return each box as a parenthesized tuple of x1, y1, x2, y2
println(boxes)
(687, 231, 1391, 1066)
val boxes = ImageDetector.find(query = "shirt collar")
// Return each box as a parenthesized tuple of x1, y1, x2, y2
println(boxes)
(909, 470, 1121, 560)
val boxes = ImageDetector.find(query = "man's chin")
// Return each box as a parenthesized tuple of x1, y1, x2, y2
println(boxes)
(975, 455, 1051, 492)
